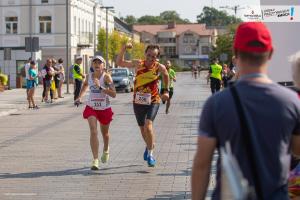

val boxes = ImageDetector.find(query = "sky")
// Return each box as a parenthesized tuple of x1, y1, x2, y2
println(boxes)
(102, 0, 261, 23)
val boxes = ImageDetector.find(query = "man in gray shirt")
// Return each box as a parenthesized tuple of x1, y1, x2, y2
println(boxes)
(191, 22, 300, 200)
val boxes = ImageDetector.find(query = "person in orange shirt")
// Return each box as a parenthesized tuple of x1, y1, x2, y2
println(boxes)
(117, 43, 169, 167)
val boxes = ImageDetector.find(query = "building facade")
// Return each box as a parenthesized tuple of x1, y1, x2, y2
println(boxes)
(133, 22, 217, 68)
(0, 0, 114, 88)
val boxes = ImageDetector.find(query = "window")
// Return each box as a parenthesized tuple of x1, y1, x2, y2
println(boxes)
(41, 0, 48, 3)
(201, 46, 209, 55)
(5, 17, 18, 34)
(158, 38, 176, 43)
(74, 16, 76, 34)
(164, 47, 176, 56)
(39, 16, 51, 33)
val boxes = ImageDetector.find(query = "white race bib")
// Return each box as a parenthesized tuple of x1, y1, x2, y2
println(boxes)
(90, 93, 107, 110)
(134, 92, 151, 105)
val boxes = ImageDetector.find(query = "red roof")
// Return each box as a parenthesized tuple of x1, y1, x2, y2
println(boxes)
(133, 24, 213, 36)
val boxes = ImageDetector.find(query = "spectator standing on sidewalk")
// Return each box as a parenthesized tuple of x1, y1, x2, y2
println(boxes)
(42, 58, 55, 103)
(57, 58, 65, 98)
(27, 61, 39, 109)
(192, 22, 300, 200)
(24, 57, 32, 99)
(73, 56, 85, 102)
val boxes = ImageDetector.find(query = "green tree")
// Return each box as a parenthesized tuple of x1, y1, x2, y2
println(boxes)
(109, 31, 122, 63)
(159, 10, 190, 24)
(137, 15, 163, 25)
(197, 6, 242, 26)
(131, 42, 145, 59)
(209, 24, 238, 64)
(97, 28, 106, 57)
(122, 15, 137, 26)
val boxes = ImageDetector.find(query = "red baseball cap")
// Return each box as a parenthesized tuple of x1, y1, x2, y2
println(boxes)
(234, 22, 273, 53)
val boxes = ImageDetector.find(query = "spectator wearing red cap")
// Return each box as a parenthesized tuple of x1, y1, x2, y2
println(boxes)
(192, 22, 300, 200)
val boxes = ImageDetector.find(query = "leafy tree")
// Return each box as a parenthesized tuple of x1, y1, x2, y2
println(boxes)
(122, 15, 137, 26)
(137, 15, 163, 25)
(109, 31, 122, 63)
(130, 42, 145, 59)
(97, 28, 106, 57)
(159, 11, 190, 24)
(209, 24, 238, 64)
(197, 6, 242, 26)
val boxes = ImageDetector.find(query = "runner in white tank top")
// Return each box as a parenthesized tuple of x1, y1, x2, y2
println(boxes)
(75, 55, 116, 170)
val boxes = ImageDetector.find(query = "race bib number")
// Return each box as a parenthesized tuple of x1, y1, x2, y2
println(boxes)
(90, 93, 107, 110)
(135, 92, 151, 105)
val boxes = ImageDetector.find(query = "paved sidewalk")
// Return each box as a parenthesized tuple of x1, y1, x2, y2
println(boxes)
(0, 84, 74, 117)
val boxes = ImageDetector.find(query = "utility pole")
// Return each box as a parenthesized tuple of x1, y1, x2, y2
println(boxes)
(93, 4, 97, 55)
(29, 0, 33, 58)
(220, 5, 245, 20)
(66, 0, 70, 94)
(100, 6, 114, 67)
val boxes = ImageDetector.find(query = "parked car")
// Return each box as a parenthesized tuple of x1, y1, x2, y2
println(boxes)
(110, 68, 134, 93)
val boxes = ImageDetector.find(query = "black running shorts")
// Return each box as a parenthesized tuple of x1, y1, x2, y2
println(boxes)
(133, 103, 160, 126)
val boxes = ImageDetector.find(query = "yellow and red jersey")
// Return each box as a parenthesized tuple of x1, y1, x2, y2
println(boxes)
(133, 60, 160, 104)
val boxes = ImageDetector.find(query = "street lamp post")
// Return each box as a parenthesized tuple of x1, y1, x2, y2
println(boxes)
(100, 6, 114, 67)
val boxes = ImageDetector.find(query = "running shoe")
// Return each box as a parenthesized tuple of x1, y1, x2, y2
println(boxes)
(147, 155, 156, 167)
(91, 159, 99, 170)
(101, 151, 109, 163)
(143, 147, 148, 161)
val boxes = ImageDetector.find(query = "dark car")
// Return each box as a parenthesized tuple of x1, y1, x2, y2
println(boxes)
(110, 68, 134, 93)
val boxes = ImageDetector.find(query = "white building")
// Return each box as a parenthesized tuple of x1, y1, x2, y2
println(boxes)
(0, 0, 114, 88)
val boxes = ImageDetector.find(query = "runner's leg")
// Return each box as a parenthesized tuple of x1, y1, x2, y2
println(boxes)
(87, 116, 99, 159)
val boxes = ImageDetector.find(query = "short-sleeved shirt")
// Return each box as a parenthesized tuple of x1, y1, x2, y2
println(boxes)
(199, 80, 300, 200)
(28, 68, 38, 85)
(161, 68, 176, 89)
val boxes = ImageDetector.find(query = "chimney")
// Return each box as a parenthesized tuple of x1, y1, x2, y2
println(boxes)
(167, 21, 176, 29)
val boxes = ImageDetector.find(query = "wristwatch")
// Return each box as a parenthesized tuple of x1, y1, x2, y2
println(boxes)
(164, 88, 170, 92)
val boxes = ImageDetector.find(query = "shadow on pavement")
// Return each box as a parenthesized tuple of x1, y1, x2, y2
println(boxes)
(157, 168, 191, 177)
(146, 191, 191, 200)
(0, 164, 146, 179)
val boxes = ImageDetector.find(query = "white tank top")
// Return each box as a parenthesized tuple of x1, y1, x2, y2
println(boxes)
(86, 73, 111, 110)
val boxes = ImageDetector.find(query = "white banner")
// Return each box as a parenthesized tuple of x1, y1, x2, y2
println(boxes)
(241, 5, 300, 22)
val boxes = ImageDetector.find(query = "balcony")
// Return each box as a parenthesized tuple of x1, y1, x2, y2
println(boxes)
(77, 32, 93, 47)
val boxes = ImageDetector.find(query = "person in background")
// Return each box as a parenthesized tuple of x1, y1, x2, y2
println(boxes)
(221, 64, 232, 88)
(208, 58, 223, 94)
(73, 56, 85, 102)
(27, 60, 39, 109)
(24, 57, 32, 100)
(57, 58, 65, 98)
(160, 60, 176, 114)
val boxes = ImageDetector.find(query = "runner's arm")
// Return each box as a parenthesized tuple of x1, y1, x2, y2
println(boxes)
(116, 44, 139, 68)
(159, 64, 169, 92)
(192, 135, 216, 200)
(102, 74, 116, 98)
(76, 76, 89, 102)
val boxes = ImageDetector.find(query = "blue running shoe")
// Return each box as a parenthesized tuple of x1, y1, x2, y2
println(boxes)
(143, 148, 148, 161)
(147, 155, 156, 167)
